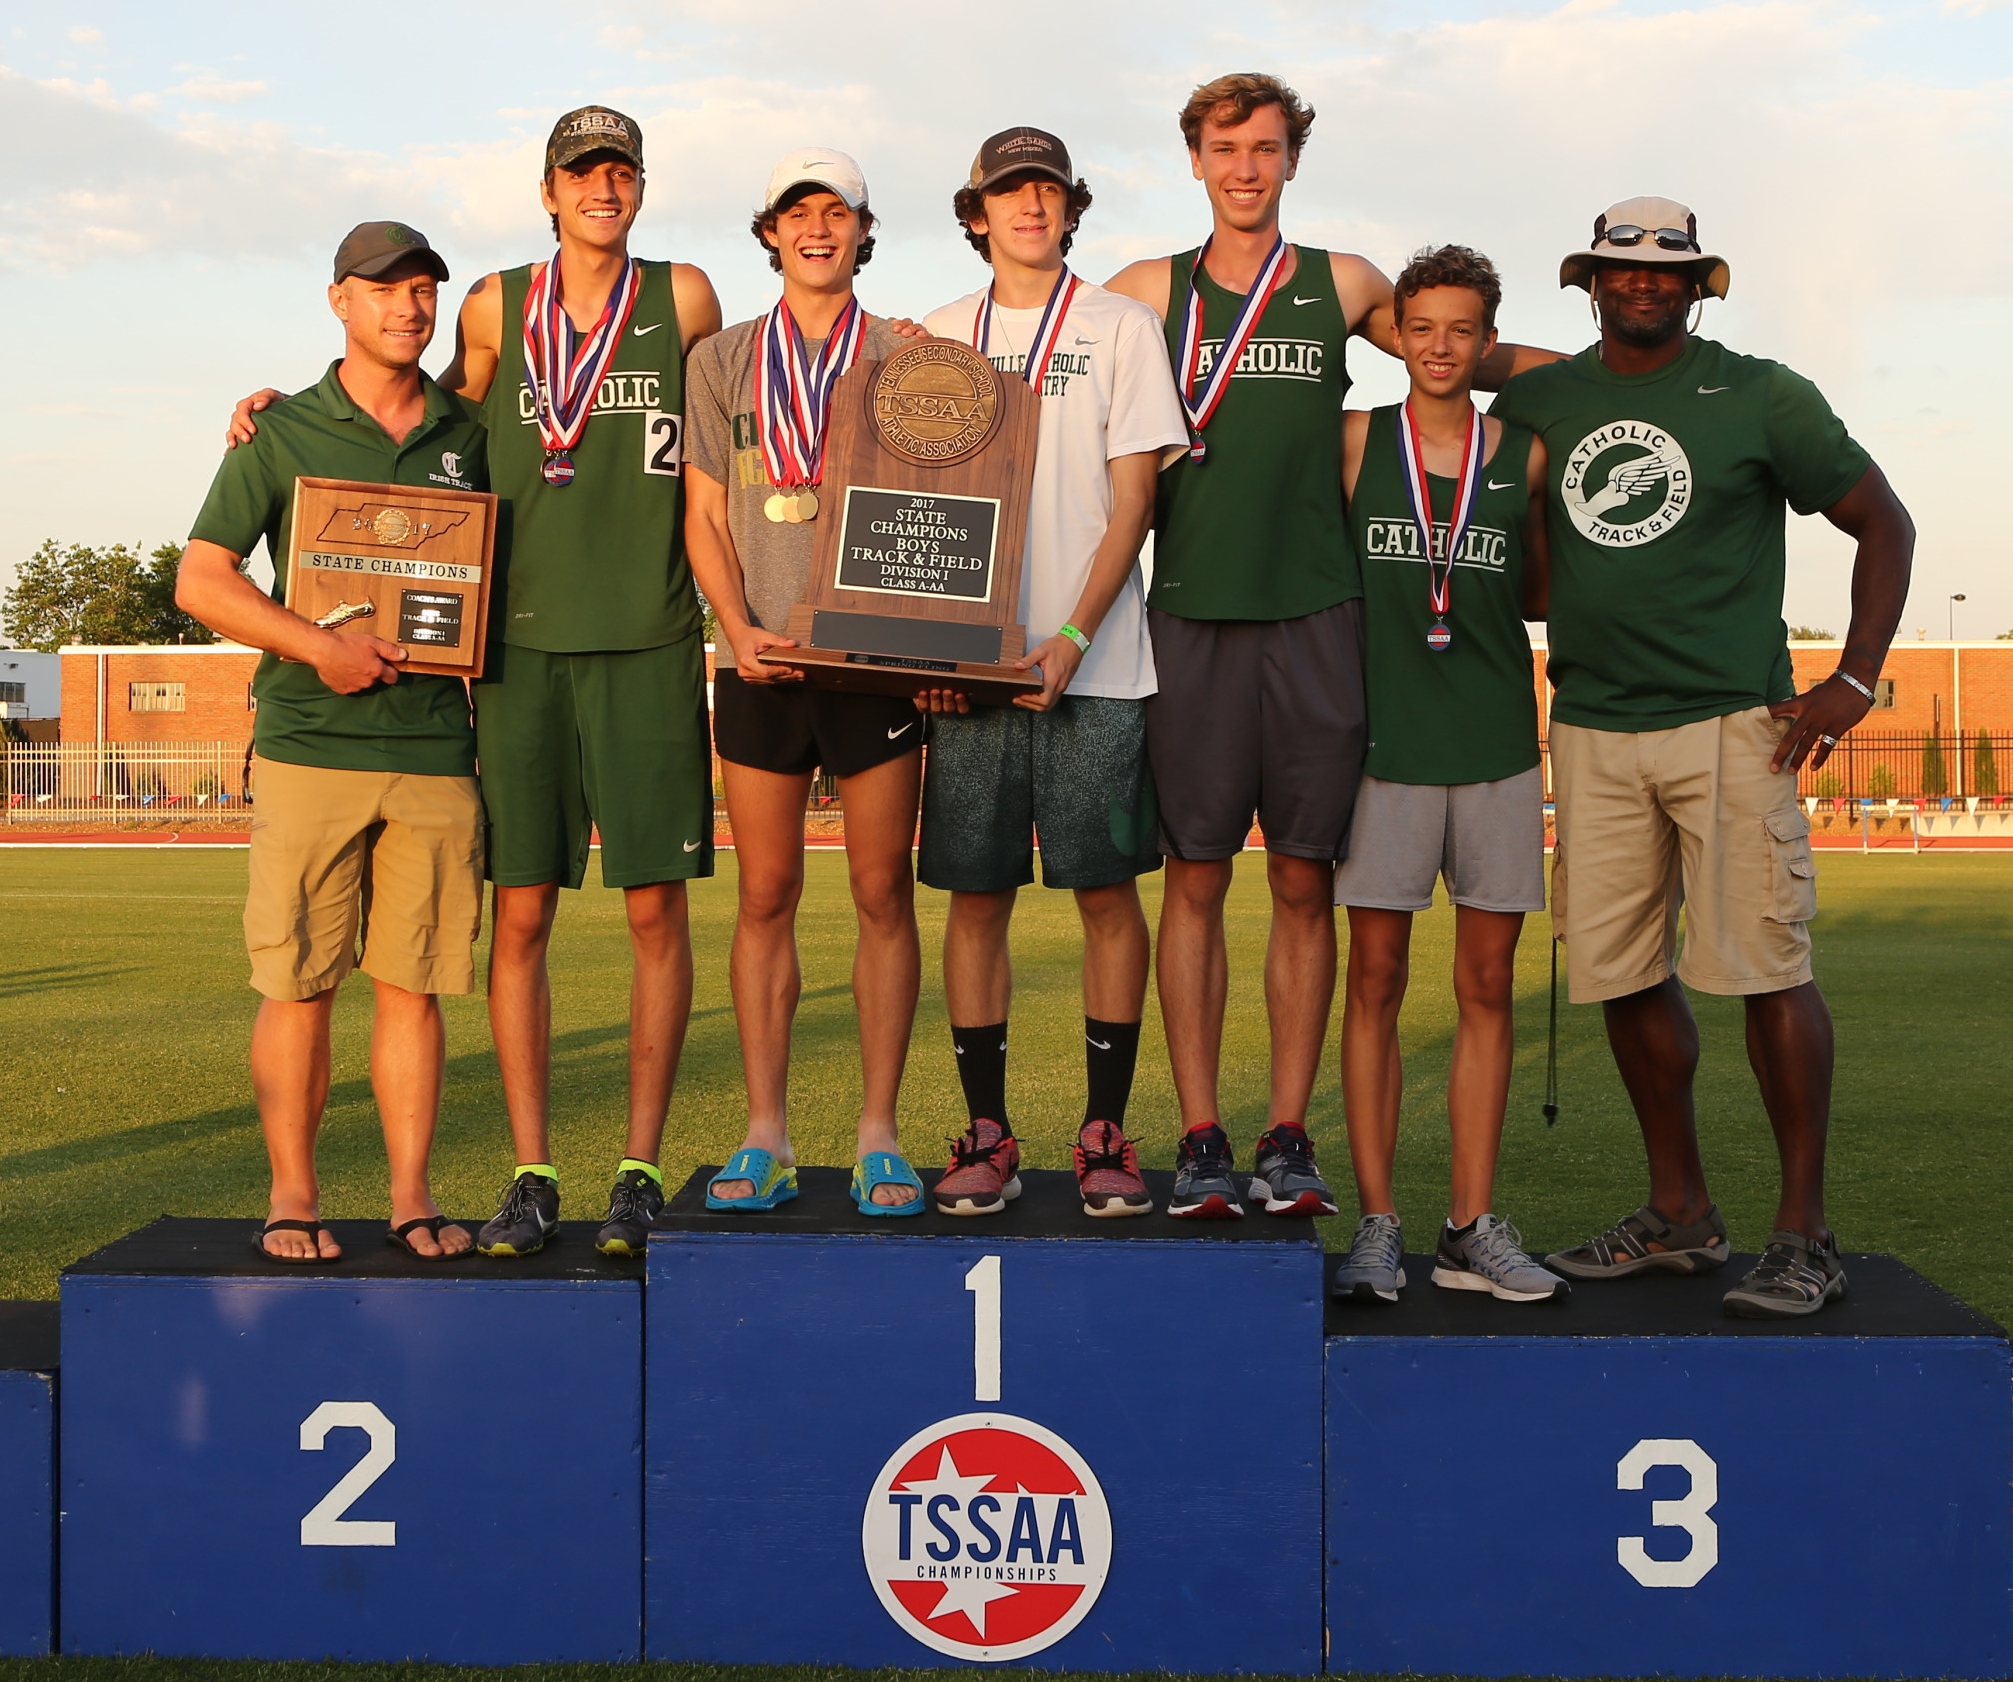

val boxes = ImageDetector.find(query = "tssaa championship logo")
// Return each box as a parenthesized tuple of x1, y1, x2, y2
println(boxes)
(862, 1412, 1112, 1661)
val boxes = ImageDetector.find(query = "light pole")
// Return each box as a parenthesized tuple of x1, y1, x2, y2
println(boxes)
(1949, 593, 1966, 640)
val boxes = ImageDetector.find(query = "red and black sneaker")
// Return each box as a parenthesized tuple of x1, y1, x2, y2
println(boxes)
(934, 1118, 1022, 1216)
(1073, 1120, 1153, 1218)
(1249, 1123, 1339, 1216)
(1168, 1122, 1244, 1219)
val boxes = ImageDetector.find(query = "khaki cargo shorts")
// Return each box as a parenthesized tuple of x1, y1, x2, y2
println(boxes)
(1549, 706, 1816, 1005)
(245, 756, 484, 1001)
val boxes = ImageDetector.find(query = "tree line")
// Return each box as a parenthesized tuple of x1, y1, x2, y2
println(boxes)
(1, 541, 218, 651)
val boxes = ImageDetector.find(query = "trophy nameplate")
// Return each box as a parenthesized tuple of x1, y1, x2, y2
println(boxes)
(282, 476, 497, 678)
(757, 340, 1042, 705)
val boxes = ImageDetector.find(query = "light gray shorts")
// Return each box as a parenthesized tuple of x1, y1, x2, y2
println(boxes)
(1332, 766, 1546, 913)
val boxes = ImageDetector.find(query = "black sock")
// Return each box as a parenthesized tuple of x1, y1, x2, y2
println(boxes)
(1083, 1017, 1142, 1127)
(952, 1022, 1010, 1131)
(1446, 1215, 1480, 1241)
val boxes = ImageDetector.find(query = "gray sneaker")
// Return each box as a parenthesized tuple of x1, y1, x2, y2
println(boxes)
(1168, 1124, 1243, 1219)
(478, 1171, 560, 1257)
(1546, 1203, 1730, 1280)
(1434, 1214, 1569, 1302)
(1332, 1213, 1405, 1303)
(1248, 1124, 1339, 1216)
(1723, 1230, 1846, 1319)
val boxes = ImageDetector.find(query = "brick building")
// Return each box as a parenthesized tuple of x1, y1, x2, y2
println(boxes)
(58, 645, 260, 747)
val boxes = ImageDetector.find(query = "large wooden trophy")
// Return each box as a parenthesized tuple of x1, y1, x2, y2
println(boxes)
(282, 476, 498, 677)
(758, 340, 1042, 704)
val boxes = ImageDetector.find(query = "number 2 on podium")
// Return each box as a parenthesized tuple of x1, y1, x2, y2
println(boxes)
(965, 1255, 1001, 1402)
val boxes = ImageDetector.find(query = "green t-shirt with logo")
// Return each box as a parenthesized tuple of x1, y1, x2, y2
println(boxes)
(1351, 405, 1539, 785)
(188, 363, 484, 776)
(1490, 336, 1871, 732)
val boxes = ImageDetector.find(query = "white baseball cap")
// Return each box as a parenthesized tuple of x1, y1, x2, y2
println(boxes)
(764, 147, 869, 212)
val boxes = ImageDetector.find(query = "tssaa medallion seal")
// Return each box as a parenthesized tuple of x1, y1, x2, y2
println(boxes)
(861, 1412, 1113, 1660)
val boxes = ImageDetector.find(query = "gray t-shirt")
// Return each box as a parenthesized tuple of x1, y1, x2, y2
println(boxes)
(687, 313, 908, 633)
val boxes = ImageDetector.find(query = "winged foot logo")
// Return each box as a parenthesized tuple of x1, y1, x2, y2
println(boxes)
(1561, 419, 1692, 547)
(862, 1412, 1112, 1660)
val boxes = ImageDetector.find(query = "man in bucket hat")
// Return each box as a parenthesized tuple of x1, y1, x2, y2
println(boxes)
(1491, 196, 1915, 1317)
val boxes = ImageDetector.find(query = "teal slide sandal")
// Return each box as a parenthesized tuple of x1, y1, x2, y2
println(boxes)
(705, 1148, 799, 1212)
(852, 1151, 926, 1217)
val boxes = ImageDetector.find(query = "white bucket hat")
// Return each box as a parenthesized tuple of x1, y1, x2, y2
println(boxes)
(1560, 196, 1730, 300)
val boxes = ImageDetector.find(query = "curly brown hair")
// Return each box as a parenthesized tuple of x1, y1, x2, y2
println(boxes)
(950, 173, 1094, 263)
(1178, 73, 1315, 160)
(1393, 244, 1502, 330)
(750, 182, 878, 275)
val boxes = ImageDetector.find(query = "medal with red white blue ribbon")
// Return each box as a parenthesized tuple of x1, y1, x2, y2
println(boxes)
(974, 265, 1080, 394)
(521, 254, 642, 488)
(754, 295, 866, 522)
(1175, 234, 1289, 462)
(1395, 399, 1484, 653)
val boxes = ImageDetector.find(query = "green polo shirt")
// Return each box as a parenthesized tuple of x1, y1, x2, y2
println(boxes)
(190, 363, 486, 775)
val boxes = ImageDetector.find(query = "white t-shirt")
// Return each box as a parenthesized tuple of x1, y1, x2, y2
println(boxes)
(923, 278, 1188, 699)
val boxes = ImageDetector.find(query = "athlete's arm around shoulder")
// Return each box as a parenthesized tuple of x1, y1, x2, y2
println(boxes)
(1103, 257, 1174, 322)
(436, 271, 505, 403)
(671, 261, 722, 352)
(1340, 409, 1372, 504)
(1330, 250, 1565, 390)
(1519, 432, 1550, 621)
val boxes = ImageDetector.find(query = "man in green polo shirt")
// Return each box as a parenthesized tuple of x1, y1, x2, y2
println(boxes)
(178, 221, 485, 1264)
(1491, 197, 1916, 1318)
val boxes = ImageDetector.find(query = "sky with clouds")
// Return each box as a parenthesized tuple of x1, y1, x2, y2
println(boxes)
(3, 0, 2009, 638)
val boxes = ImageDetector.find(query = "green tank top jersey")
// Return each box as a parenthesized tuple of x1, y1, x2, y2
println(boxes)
(1151, 245, 1360, 621)
(485, 259, 701, 653)
(1351, 405, 1540, 786)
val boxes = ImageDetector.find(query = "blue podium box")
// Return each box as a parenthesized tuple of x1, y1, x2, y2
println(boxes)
(0, 1302, 57, 1657)
(1326, 1254, 2013, 1679)
(61, 1219, 643, 1665)
(647, 1167, 1325, 1673)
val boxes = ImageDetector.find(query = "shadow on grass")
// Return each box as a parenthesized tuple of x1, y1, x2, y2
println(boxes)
(0, 963, 142, 1002)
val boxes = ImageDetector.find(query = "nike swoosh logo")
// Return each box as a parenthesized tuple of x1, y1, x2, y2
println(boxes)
(887, 721, 915, 739)
(1087, 1036, 1112, 1050)
(1292, 295, 1321, 306)
(1487, 479, 1514, 491)
(633, 322, 664, 336)
(682, 839, 700, 852)
(1697, 384, 1729, 394)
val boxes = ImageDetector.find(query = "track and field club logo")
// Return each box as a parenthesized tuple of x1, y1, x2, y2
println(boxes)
(862, 1412, 1112, 1661)
(1561, 420, 1692, 547)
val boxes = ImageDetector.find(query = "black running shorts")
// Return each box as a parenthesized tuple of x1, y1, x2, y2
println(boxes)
(712, 667, 922, 778)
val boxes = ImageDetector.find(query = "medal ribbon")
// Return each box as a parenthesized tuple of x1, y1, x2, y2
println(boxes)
(1176, 234, 1289, 458)
(974, 265, 1080, 393)
(521, 255, 642, 455)
(1395, 399, 1485, 624)
(755, 296, 866, 490)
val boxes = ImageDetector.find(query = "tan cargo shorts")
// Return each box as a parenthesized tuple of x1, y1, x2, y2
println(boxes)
(1549, 706, 1816, 1005)
(245, 756, 484, 1002)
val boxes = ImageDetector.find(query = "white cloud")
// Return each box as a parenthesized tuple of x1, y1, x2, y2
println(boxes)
(66, 25, 102, 47)
(170, 76, 267, 103)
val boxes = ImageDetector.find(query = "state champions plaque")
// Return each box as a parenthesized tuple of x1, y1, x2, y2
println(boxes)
(281, 476, 497, 677)
(758, 339, 1042, 705)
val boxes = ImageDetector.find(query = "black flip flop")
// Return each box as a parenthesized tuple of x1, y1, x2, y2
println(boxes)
(386, 1215, 472, 1260)
(252, 1219, 338, 1264)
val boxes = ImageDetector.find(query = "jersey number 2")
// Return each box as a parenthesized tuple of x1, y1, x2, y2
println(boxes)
(644, 411, 682, 477)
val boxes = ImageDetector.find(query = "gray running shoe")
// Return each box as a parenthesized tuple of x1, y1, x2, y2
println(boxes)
(595, 1167, 662, 1257)
(1434, 1214, 1569, 1302)
(478, 1171, 560, 1257)
(1168, 1123, 1243, 1219)
(1723, 1230, 1846, 1319)
(1249, 1124, 1339, 1216)
(1331, 1213, 1406, 1303)
(1546, 1203, 1730, 1280)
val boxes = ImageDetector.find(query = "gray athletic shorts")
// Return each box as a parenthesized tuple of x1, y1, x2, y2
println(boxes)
(1332, 766, 1547, 913)
(1145, 601, 1367, 861)
(918, 696, 1161, 894)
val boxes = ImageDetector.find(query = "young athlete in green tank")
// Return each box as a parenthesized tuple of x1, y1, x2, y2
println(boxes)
(1324, 246, 1563, 1306)
(1105, 74, 1559, 1220)
(228, 107, 723, 1257)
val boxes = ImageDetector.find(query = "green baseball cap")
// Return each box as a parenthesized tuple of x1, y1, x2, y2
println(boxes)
(332, 221, 449, 284)
(545, 105, 645, 173)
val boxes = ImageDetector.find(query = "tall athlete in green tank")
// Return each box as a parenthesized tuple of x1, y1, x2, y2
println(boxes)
(1106, 74, 1556, 1219)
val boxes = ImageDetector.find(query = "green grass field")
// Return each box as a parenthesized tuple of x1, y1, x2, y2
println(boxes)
(1, 847, 2009, 1682)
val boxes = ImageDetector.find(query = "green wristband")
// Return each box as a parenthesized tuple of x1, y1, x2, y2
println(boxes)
(1058, 623, 1091, 653)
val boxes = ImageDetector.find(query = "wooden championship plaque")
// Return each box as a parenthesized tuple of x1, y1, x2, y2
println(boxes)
(757, 339, 1043, 705)
(282, 476, 497, 678)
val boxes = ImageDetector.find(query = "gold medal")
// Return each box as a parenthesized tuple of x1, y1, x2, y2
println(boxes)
(782, 494, 805, 524)
(794, 490, 819, 522)
(764, 494, 789, 523)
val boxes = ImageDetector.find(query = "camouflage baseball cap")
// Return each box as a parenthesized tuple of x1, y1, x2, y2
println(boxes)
(332, 221, 449, 284)
(545, 105, 645, 173)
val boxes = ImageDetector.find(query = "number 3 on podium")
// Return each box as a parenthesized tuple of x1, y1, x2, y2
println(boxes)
(965, 1256, 1001, 1403)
